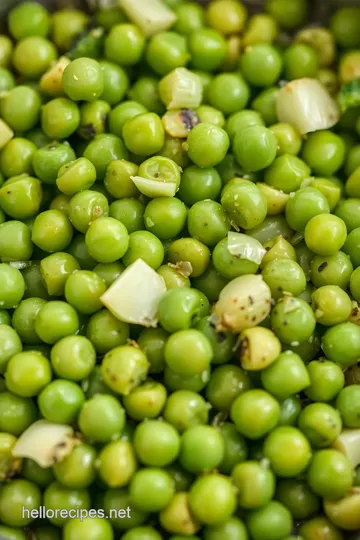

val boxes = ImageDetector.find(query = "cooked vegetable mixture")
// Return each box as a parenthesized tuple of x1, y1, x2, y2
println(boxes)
(1, 0, 360, 539)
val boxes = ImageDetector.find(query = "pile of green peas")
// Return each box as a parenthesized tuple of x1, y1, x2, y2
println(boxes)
(1, 0, 360, 539)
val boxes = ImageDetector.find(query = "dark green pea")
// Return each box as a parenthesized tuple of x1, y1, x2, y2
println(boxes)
(43, 481, 90, 526)
(191, 262, 228, 303)
(81, 365, 116, 399)
(219, 422, 248, 475)
(276, 479, 320, 520)
(12, 298, 46, 345)
(93, 261, 124, 287)
(128, 76, 165, 115)
(138, 328, 168, 374)
(23, 459, 54, 488)
(67, 235, 97, 270)
(206, 364, 252, 412)
(252, 86, 280, 125)
(164, 365, 211, 393)
(195, 316, 236, 364)
(32, 142, 76, 185)
(21, 263, 49, 301)
(103, 487, 148, 530)
(279, 395, 302, 426)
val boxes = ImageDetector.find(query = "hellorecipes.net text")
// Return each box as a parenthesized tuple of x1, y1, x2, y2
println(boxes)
(22, 506, 132, 522)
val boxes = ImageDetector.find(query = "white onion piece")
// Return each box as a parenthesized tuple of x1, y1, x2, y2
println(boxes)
(228, 232, 266, 265)
(12, 420, 77, 468)
(159, 68, 202, 110)
(276, 78, 340, 135)
(0, 119, 14, 150)
(101, 259, 167, 327)
(131, 176, 177, 198)
(120, 0, 176, 37)
(212, 274, 272, 333)
(333, 429, 360, 468)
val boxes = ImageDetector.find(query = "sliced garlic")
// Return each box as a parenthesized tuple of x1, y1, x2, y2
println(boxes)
(131, 176, 177, 198)
(101, 258, 167, 327)
(168, 261, 193, 278)
(40, 56, 70, 97)
(12, 420, 78, 468)
(228, 232, 266, 265)
(212, 274, 272, 333)
(120, 0, 176, 37)
(0, 119, 14, 150)
(276, 78, 340, 135)
(238, 326, 281, 371)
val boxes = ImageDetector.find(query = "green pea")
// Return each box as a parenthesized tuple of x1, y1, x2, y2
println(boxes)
(32, 209, 73, 253)
(226, 109, 264, 141)
(231, 389, 280, 440)
(12, 298, 46, 345)
(68, 190, 109, 234)
(101, 344, 149, 396)
(203, 517, 248, 540)
(123, 113, 165, 157)
(221, 178, 267, 229)
(322, 322, 360, 366)
(208, 73, 250, 115)
(0, 479, 41, 527)
(83, 133, 129, 180)
(32, 142, 76, 185)
(305, 359, 345, 402)
(41, 98, 80, 140)
(38, 379, 85, 424)
(67, 235, 97, 271)
(0, 264, 25, 309)
(189, 28, 226, 72)
(1, 138, 37, 178)
(163, 389, 208, 432)
(298, 402, 342, 447)
(53, 443, 96, 489)
(271, 296, 316, 345)
(285, 187, 330, 232)
(165, 329, 213, 376)
(302, 131, 346, 176)
(86, 309, 129, 355)
(189, 474, 236, 526)
(187, 123, 229, 169)
(0, 221, 33, 262)
(178, 165, 222, 205)
(79, 394, 125, 443)
(13, 36, 56, 77)
(251, 86, 279, 125)
(206, 364, 251, 412)
(276, 479, 320, 520)
(0, 175, 42, 220)
(123, 381, 167, 421)
(284, 43, 318, 79)
(158, 264, 190, 289)
(122, 230, 164, 269)
(105, 23, 145, 66)
(98, 439, 137, 489)
(310, 251, 353, 289)
(0, 391, 36, 436)
(130, 468, 174, 513)
(167, 237, 210, 277)
(134, 420, 180, 467)
(64, 517, 114, 540)
(144, 198, 187, 240)
(40, 252, 80, 296)
(263, 259, 306, 299)
(232, 460, 275, 510)
(305, 214, 347, 256)
(158, 288, 207, 333)
(335, 385, 360, 428)
(35, 301, 79, 344)
(270, 122, 302, 156)
(138, 328, 168, 374)
(93, 261, 124, 287)
(241, 43, 283, 87)
(5, 350, 51, 397)
(278, 395, 302, 426)
(312, 285, 352, 325)
(146, 32, 189, 76)
(0, 86, 41, 133)
(233, 125, 277, 172)
(265, 154, 310, 193)
(128, 77, 165, 116)
(159, 492, 197, 536)
(104, 160, 139, 200)
(299, 516, 343, 540)
(307, 449, 353, 499)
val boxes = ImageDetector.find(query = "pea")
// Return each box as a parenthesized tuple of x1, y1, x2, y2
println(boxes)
(53, 443, 97, 489)
(144, 198, 187, 240)
(105, 23, 145, 66)
(246, 501, 293, 540)
(299, 516, 343, 540)
(5, 351, 51, 397)
(310, 251, 353, 289)
(0, 479, 41, 527)
(231, 389, 280, 440)
(79, 394, 125, 443)
(189, 474, 237, 526)
(221, 179, 267, 230)
(204, 517, 248, 540)
(123, 381, 167, 421)
(40, 252, 80, 296)
(159, 492, 198, 536)
(279, 395, 302, 427)
(305, 360, 345, 402)
(232, 460, 275, 509)
(35, 301, 79, 344)
(0, 392, 36, 436)
(276, 479, 320, 520)
(307, 449, 353, 499)
(262, 259, 306, 299)
(134, 420, 180, 467)
(0, 86, 41, 133)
